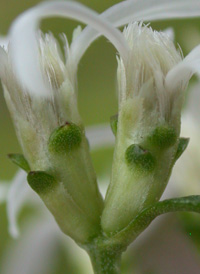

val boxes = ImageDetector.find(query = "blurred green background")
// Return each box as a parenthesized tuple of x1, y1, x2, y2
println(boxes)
(1, 1, 200, 273)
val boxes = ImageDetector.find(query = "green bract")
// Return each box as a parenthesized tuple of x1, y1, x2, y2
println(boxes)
(110, 114, 118, 136)
(148, 125, 177, 149)
(8, 153, 30, 172)
(48, 122, 82, 154)
(125, 144, 156, 173)
(27, 171, 57, 194)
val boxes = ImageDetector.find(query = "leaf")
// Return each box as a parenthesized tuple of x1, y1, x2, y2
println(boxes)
(8, 154, 30, 172)
(109, 196, 200, 248)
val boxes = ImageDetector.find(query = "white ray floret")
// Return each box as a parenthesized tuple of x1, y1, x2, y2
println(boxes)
(70, 0, 200, 69)
(6, 170, 32, 238)
(86, 124, 114, 151)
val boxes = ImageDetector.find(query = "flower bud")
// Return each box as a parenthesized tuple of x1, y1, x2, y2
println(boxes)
(0, 30, 103, 243)
(102, 23, 187, 234)
(27, 171, 100, 243)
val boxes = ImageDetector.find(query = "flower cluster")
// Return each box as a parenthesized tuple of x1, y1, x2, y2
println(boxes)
(1, 0, 200, 273)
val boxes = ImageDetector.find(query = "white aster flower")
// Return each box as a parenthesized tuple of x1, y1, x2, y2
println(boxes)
(2, 1, 200, 272)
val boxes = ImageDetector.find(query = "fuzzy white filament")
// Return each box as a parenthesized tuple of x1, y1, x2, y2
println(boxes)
(9, 1, 129, 97)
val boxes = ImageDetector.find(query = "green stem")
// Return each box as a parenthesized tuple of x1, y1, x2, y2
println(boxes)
(87, 244, 122, 274)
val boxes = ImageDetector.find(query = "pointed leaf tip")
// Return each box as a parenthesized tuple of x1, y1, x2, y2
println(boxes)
(8, 154, 30, 172)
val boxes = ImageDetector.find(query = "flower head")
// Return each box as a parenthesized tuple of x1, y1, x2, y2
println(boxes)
(1, 31, 81, 170)
(2, 0, 200, 258)
(118, 22, 184, 135)
(0, 1, 128, 244)
(101, 23, 190, 233)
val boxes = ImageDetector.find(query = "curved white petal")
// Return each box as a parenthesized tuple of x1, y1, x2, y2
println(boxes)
(168, 81, 200, 196)
(6, 170, 33, 238)
(0, 182, 9, 204)
(166, 45, 200, 91)
(0, 35, 9, 48)
(9, 1, 129, 97)
(86, 123, 114, 151)
(184, 81, 200, 124)
(61, 234, 93, 274)
(1, 219, 59, 274)
(71, 0, 200, 67)
(0, 46, 8, 79)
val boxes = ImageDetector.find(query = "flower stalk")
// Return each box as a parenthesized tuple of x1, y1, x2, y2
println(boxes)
(88, 245, 122, 274)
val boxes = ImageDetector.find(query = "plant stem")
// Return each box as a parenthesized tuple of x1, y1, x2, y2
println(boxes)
(87, 244, 122, 274)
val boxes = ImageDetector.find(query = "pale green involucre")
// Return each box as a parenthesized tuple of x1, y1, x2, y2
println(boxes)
(101, 22, 188, 234)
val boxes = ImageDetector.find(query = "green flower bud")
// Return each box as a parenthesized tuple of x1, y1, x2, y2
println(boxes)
(48, 122, 82, 154)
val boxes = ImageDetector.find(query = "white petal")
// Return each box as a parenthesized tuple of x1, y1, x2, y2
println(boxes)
(0, 46, 8, 79)
(166, 45, 200, 91)
(0, 183, 9, 204)
(184, 81, 200, 124)
(85, 124, 114, 151)
(61, 234, 93, 274)
(168, 81, 200, 196)
(71, 0, 200, 67)
(9, 1, 129, 97)
(0, 35, 9, 48)
(1, 219, 60, 274)
(6, 170, 32, 238)
(163, 27, 175, 41)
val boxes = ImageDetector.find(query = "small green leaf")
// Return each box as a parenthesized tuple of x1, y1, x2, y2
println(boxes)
(27, 171, 57, 194)
(175, 137, 189, 160)
(8, 154, 30, 172)
(109, 196, 200, 247)
(48, 122, 82, 154)
(110, 114, 118, 136)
